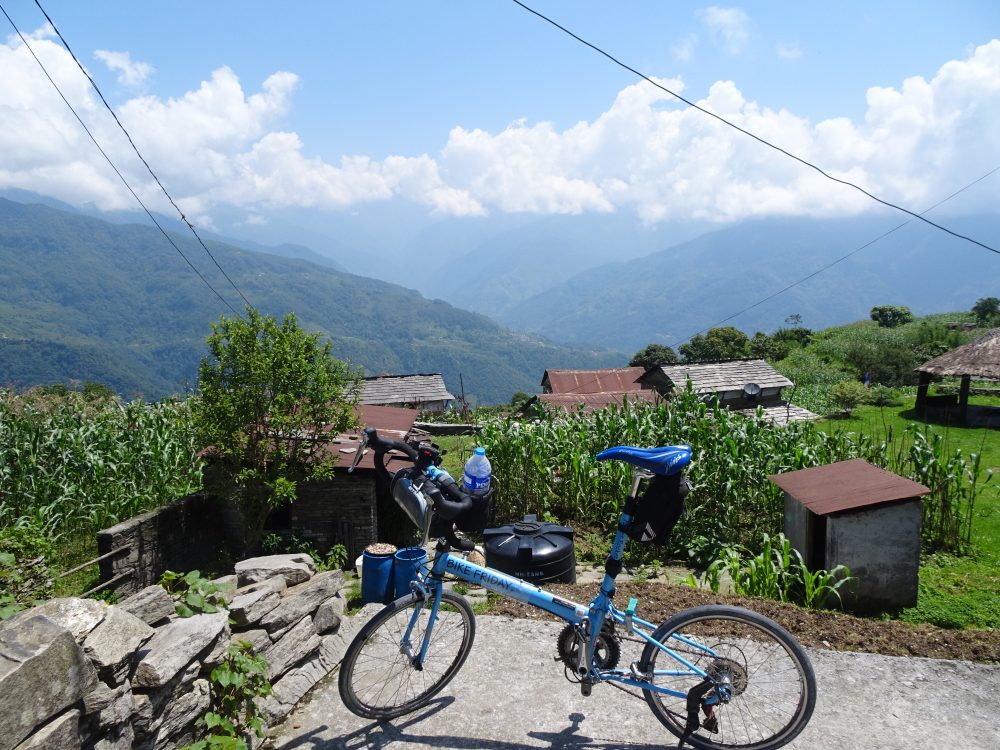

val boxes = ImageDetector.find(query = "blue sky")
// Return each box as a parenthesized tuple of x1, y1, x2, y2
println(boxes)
(2, 1, 999, 225)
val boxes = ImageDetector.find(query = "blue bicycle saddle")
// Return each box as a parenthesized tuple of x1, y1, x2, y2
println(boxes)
(595, 445, 692, 476)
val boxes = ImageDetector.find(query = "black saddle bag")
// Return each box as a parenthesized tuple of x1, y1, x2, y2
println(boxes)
(625, 473, 690, 545)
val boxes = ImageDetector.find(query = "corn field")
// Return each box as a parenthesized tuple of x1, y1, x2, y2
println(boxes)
(479, 387, 986, 558)
(0, 391, 203, 543)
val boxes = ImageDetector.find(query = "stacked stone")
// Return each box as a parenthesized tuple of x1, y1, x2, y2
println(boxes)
(0, 554, 357, 750)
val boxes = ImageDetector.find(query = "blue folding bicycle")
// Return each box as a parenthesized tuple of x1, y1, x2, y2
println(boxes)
(338, 428, 816, 750)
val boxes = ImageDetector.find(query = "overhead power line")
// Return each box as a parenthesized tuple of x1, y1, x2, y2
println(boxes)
(670, 165, 1000, 348)
(31, 0, 255, 310)
(510, 0, 1000, 257)
(0, 2, 239, 315)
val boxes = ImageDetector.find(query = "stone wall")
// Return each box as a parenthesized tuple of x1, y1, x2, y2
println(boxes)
(286, 474, 377, 560)
(0, 554, 358, 750)
(96, 493, 230, 598)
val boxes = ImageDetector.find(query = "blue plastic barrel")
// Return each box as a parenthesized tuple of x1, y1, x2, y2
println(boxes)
(393, 547, 428, 599)
(361, 548, 395, 604)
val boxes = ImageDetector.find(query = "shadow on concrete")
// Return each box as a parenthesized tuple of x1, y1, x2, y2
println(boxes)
(277, 702, 667, 750)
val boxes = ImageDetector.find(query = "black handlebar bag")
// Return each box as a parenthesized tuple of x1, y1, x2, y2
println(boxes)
(626, 473, 690, 544)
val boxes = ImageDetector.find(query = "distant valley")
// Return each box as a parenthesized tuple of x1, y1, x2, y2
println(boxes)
(0, 198, 619, 404)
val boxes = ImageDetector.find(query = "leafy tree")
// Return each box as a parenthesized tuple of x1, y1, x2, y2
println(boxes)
(194, 308, 360, 553)
(509, 391, 533, 410)
(749, 332, 790, 362)
(870, 305, 914, 328)
(679, 327, 750, 362)
(971, 297, 999, 326)
(629, 343, 678, 368)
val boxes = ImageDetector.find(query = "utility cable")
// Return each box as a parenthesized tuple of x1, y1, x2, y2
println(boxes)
(669, 165, 1000, 349)
(553, 165, 999, 395)
(0, 2, 238, 314)
(510, 0, 1000, 257)
(31, 0, 255, 310)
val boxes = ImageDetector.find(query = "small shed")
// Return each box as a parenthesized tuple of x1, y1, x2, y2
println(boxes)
(769, 459, 929, 614)
(266, 404, 420, 559)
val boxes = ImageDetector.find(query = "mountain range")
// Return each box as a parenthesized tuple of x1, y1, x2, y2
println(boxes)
(0, 198, 619, 404)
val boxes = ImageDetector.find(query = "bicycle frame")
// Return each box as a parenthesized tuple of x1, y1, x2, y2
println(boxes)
(400, 469, 719, 703)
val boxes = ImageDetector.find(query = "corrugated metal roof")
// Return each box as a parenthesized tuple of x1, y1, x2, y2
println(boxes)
(542, 367, 646, 394)
(736, 403, 820, 426)
(322, 404, 418, 472)
(769, 459, 929, 516)
(916, 328, 1000, 379)
(361, 373, 455, 405)
(649, 360, 793, 394)
(539, 390, 659, 412)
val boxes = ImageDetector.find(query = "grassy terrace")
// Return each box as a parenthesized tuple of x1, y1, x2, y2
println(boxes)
(817, 396, 1000, 629)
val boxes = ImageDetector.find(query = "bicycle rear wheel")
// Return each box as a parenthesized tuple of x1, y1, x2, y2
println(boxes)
(639, 605, 815, 750)
(338, 590, 476, 719)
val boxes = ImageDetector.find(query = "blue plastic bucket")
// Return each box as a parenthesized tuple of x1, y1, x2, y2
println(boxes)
(361, 549, 395, 604)
(393, 547, 428, 599)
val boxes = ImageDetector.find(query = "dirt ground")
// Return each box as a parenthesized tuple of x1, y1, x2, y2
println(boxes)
(488, 580, 1000, 664)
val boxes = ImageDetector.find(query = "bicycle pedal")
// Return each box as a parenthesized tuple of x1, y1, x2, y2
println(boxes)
(580, 681, 592, 697)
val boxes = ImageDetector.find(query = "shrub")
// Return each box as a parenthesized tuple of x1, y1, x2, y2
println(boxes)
(830, 380, 869, 416)
(629, 343, 678, 368)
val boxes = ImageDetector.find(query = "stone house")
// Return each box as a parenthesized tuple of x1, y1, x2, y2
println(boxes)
(361, 373, 455, 412)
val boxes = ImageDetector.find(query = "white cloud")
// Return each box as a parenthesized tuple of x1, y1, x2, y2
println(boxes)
(776, 42, 802, 60)
(672, 33, 698, 62)
(1, 27, 999, 225)
(698, 6, 750, 55)
(94, 49, 153, 88)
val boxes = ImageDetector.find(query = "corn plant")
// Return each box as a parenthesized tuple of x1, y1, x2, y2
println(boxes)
(0, 390, 203, 546)
(692, 534, 852, 610)
(477, 384, 986, 559)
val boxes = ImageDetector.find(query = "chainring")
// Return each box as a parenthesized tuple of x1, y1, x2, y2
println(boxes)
(556, 622, 621, 671)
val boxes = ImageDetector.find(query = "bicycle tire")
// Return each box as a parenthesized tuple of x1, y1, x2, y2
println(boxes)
(338, 590, 476, 719)
(639, 604, 815, 750)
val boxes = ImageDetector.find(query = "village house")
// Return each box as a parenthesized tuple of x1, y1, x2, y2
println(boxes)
(361, 373, 455, 412)
(534, 367, 659, 412)
(638, 359, 818, 425)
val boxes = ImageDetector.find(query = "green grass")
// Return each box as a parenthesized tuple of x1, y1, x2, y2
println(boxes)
(431, 434, 480, 477)
(817, 397, 999, 629)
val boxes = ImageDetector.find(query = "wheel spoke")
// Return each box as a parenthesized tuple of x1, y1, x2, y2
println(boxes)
(640, 606, 815, 750)
(339, 592, 476, 719)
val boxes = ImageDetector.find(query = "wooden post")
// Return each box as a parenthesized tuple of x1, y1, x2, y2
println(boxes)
(959, 375, 971, 426)
(915, 371, 931, 414)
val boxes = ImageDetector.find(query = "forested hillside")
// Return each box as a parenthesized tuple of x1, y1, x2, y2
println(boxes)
(501, 215, 1000, 351)
(0, 199, 619, 403)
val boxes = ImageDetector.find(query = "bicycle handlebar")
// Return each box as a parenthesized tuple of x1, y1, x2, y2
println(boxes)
(360, 426, 475, 527)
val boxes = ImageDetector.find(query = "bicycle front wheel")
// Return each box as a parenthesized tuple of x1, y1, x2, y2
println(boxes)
(338, 590, 476, 719)
(639, 605, 815, 750)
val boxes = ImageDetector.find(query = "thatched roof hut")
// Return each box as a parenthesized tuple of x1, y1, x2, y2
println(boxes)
(915, 328, 1000, 426)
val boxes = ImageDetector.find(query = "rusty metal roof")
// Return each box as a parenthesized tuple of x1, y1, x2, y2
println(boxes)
(646, 359, 792, 394)
(541, 367, 647, 394)
(538, 390, 659, 412)
(361, 373, 455, 405)
(769, 459, 929, 516)
(322, 404, 418, 472)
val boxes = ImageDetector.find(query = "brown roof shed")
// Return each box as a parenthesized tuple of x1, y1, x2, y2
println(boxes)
(768, 459, 929, 516)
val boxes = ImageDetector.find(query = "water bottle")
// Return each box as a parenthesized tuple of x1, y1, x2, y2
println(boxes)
(462, 447, 491, 496)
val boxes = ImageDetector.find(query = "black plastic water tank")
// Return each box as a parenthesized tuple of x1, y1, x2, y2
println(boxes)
(483, 514, 576, 584)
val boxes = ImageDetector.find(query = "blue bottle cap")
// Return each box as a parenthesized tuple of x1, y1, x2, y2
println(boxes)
(474, 447, 486, 456)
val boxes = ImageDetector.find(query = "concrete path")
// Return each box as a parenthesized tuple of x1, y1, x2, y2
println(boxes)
(273, 615, 1000, 750)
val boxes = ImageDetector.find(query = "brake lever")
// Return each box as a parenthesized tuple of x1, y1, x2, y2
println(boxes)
(347, 431, 369, 474)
